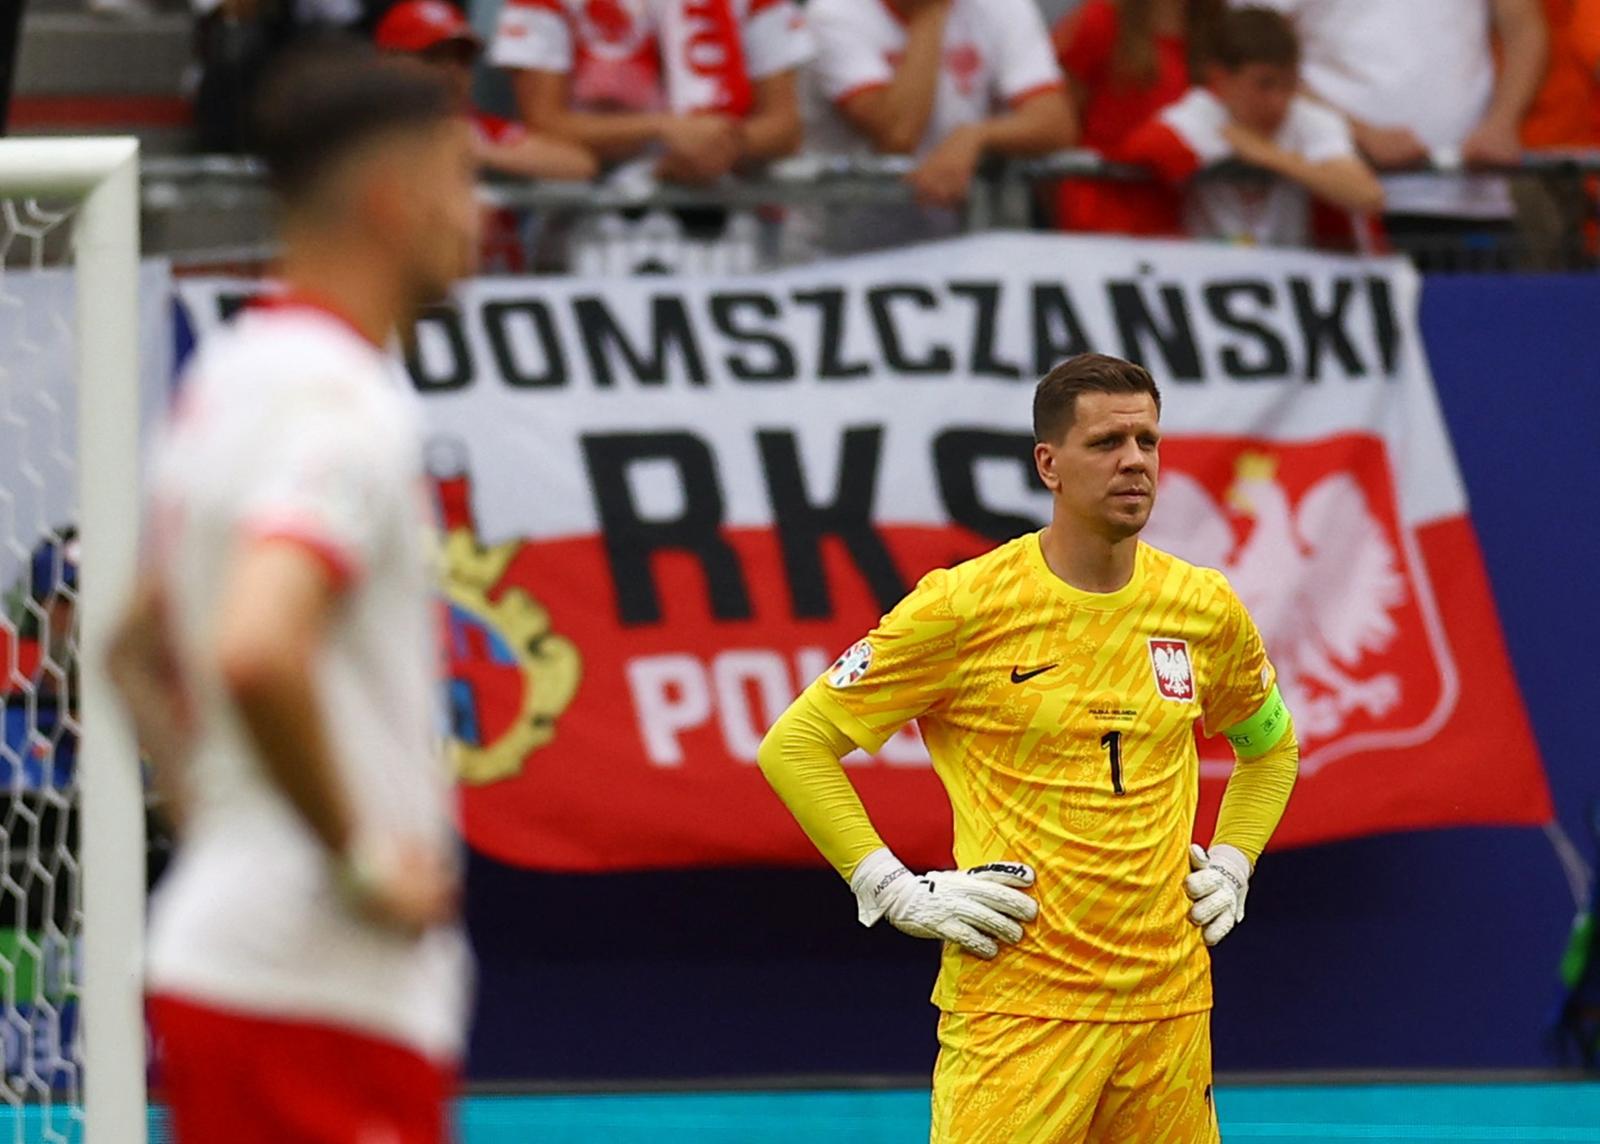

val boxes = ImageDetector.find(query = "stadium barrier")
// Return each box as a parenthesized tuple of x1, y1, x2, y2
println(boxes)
(136, 148, 1600, 275)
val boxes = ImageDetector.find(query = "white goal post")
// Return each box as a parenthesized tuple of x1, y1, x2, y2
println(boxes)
(0, 138, 146, 1144)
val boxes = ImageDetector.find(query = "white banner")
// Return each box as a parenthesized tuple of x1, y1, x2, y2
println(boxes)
(174, 234, 1547, 872)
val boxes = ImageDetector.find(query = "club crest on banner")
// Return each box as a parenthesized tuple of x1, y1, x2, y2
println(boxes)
(431, 442, 583, 786)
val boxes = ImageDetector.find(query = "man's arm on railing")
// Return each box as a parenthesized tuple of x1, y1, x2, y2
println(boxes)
(1219, 122, 1384, 214)
(907, 88, 1076, 208)
(827, 0, 950, 155)
(973, 88, 1079, 158)
(1463, 0, 1549, 166)
(476, 130, 599, 183)
(737, 70, 805, 165)
(1465, 0, 1548, 166)
(512, 69, 741, 180)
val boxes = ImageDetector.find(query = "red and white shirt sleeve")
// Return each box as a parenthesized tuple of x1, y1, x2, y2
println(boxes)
(1122, 88, 1357, 183)
(237, 386, 389, 594)
(490, 0, 572, 72)
(986, 0, 1066, 107)
(807, 0, 894, 106)
(740, 0, 811, 80)
(1119, 88, 1216, 184)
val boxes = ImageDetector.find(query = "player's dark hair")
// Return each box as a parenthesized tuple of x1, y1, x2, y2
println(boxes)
(1033, 354, 1162, 443)
(251, 40, 456, 206)
(1202, 5, 1300, 71)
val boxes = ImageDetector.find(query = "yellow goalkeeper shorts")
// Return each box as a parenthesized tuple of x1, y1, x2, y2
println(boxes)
(929, 1008, 1219, 1144)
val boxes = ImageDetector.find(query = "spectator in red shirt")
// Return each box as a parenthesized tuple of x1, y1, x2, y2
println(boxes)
(1522, 0, 1600, 148)
(1118, 5, 1381, 246)
(376, 0, 599, 181)
(1051, 0, 1222, 233)
(1515, 0, 1600, 265)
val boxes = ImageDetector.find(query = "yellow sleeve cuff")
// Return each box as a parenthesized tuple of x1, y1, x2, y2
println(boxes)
(1213, 715, 1299, 865)
(756, 691, 887, 881)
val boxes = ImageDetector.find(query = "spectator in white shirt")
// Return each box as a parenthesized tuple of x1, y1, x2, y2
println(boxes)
(490, 0, 811, 184)
(1119, 5, 1382, 247)
(808, 0, 1076, 209)
(1239, 0, 1547, 266)
(796, 0, 1076, 253)
(377, 0, 598, 181)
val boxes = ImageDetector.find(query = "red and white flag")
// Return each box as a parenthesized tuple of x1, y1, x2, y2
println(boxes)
(178, 234, 1551, 871)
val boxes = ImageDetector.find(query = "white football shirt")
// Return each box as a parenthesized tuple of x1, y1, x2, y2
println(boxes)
(785, 0, 1063, 256)
(803, 0, 1064, 160)
(143, 297, 472, 1062)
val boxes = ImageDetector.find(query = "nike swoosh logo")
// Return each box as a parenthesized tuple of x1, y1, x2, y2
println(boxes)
(1010, 664, 1057, 683)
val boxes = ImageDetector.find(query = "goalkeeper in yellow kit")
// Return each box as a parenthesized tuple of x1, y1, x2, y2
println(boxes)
(757, 353, 1298, 1143)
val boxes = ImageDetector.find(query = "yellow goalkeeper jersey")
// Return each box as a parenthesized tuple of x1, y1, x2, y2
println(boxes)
(805, 532, 1276, 1023)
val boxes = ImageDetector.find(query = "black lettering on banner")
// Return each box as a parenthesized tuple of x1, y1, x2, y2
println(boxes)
(757, 427, 907, 619)
(483, 299, 567, 389)
(868, 284, 955, 376)
(934, 430, 1044, 542)
(710, 292, 797, 382)
(573, 295, 707, 387)
(405, 305, 473, 392)
(1366, 276, 1401, 377)
(1108, 281, 1202, 380)
(1288, 276, 1362, 380)
(791, 287, 872, 380)
(1031, 283, 1093, 374)
(1204, 280, 1290, 379)
(950, 282, 1024, 379)
(581, 433, 751, 625)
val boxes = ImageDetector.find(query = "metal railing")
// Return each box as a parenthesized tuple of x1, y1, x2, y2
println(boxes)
(136, 148, 1600, 274)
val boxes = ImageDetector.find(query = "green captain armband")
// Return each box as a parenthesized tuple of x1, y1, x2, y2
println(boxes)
(1222, 685, 1290, 759)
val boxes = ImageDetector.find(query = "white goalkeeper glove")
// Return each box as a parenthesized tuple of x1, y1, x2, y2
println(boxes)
(1184, 842, 1251, 947)
(850, 847, 1038, 960)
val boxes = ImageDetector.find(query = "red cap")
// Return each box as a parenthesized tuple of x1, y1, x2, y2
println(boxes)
(375, 0, 483, 54)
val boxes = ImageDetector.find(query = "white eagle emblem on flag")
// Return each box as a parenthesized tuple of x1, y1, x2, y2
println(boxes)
(1141, 452, 1408, 745)
(1149, 638, 1194, 700)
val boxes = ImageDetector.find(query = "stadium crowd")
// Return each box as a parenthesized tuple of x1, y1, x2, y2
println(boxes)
(136, 0, 1600, 262)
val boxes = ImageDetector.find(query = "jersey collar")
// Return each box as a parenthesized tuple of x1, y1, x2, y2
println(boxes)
(250, 289, 387, 350)
(1026, 531, 1149, 610)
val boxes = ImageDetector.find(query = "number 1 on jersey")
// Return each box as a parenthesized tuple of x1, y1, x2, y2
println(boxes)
(1099, 731, 1126, 796)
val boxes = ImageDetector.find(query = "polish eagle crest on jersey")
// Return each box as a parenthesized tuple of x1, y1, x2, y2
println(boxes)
(1148, 639, 1194, 701)
(430, 441, 583, 786)
(1141, 445, 1449, 777)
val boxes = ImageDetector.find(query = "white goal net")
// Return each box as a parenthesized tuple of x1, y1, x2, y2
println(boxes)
(0, 140, 145, 1144)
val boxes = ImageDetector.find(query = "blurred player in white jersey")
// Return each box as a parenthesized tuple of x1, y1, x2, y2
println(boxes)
(107, 44, 478, 1144)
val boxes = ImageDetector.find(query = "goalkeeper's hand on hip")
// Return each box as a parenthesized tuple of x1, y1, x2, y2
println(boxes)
(850, 847, 1038, 959)
(1184, 842, 1251, 947)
